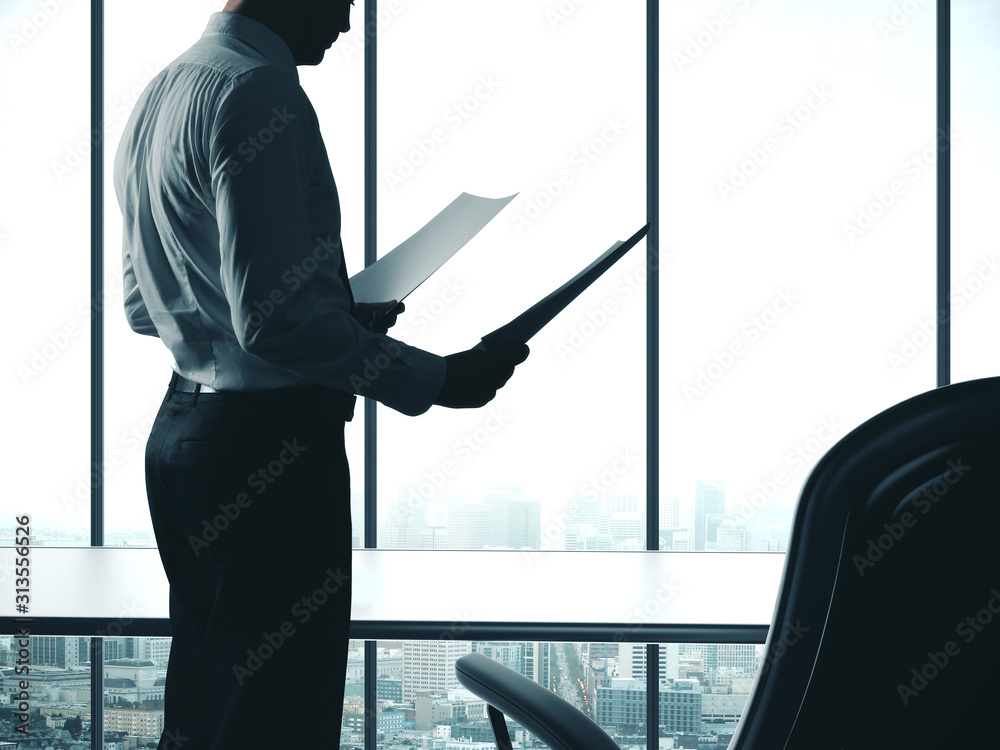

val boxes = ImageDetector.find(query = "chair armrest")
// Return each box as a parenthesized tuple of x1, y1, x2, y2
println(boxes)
(456, 653, 620, 750)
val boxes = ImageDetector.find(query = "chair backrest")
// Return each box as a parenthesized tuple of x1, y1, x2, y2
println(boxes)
(456, 652, 621, 750)
(732, 377, 1000, 750)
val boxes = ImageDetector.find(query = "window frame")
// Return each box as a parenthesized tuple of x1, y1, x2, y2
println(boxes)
(77, 1, 952, 748)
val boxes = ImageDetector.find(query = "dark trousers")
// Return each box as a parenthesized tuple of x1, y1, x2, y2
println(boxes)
(145, 374, 354, 750)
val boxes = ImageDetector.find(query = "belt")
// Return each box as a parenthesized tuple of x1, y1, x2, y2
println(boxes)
(173, 374, 219, 394)
(168, 371, 356, 421)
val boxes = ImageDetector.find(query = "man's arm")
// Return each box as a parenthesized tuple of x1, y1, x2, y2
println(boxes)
(122, 245, 159, 337)
(209, 68, 446, 415)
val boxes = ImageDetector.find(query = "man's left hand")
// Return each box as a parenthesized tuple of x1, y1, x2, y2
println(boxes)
(355, 300, 403, 333)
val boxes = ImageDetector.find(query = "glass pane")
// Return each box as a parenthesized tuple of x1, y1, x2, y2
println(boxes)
(102, 0, 367, 546)
(103, 636, 170, 745)
(102, 1, 227, 545)
(0, 0, 92, 542)
(377, 640, 647, 749)
(658, 2, 937, 550)
(301, 10, 367, 551)
(952, 0, 1000, 383)
(6, 635, 92, 743)
(343, 640, 368, 747)
(376, 0, 647, 550)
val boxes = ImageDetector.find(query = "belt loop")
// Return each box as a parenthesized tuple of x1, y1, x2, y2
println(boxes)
(192, 382, 202, 407)
(168, 371, 179, 398)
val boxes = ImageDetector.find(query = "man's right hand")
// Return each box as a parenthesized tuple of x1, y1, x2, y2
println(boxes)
(434, 345, 530, 409)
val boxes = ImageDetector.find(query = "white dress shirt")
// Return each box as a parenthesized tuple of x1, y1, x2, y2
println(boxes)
(114, 12, 446, 416)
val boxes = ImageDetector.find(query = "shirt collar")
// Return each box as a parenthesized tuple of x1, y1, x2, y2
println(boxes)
(203, 12, 299, 83)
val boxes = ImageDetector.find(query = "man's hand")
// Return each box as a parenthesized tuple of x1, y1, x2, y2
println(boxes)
(434, 345, 530, 409)
(355, 300, 403, 334)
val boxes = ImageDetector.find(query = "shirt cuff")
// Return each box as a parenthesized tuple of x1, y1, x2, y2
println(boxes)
(380, 346, 447, 417)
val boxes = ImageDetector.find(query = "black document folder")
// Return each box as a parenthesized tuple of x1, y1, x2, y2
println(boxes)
(478, 223, 649, 351)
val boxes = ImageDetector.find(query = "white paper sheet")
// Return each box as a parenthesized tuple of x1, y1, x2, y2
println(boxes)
(349, 192, 517, 304)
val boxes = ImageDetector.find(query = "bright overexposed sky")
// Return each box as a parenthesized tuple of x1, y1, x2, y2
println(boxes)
(1, 0, 997, 547)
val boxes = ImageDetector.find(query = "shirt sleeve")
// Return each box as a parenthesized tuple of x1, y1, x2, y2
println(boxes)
(208, 67, 446, 416)
(122, 245, 160, 337)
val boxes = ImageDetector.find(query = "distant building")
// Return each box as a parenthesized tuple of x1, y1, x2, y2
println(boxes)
(380, 489, 431, 548)
(378, 678, 403, 702)
(671, 530, 695, 551)
(523, 642, 551, 688)
(472, 642, 524, 674)
(694, 480, 726, 551)
(701, 692, 751, 724)
(716, 518, 752, 552)
(31, 636, 79, 669)
(659, 495, 680, 532)
(450, 722, 497, 743)
(619, 642, 679, 681)
(607, 494, 644, 547)
(130, 637, 172, 668)
(596, 678, 702, 735)
(447, 505, 492, 549)
(403, 641, 472, 701)
(104, 659, 165, 704)
(483, 486, 541, 549)
(342, 709, 404, 734)
(105, 707, 164, 736)
(444, 741, 496, 750)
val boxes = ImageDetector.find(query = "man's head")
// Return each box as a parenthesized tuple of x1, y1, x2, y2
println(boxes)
(223, 0, 354, 65)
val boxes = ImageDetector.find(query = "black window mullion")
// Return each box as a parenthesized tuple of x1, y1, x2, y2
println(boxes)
(646, 0, 659, 747)
(645, 0, 659, 556)
(937, 0, 951, 387)
(364, 3, 378, 750)
(91, 1, 105, 748)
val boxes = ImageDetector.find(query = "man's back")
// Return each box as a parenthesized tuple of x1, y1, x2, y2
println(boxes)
(115, 12, 445, 411)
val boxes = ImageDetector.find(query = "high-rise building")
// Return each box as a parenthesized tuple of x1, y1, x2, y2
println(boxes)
(714, 644, 760, 677)
(607, 494, 643, 546)
(705, 513, 724, 551)
(447, 505, 492, 549)
(567, 493, 601, 527)
(565, 494, 605, 550)
(618, 642, 679, 681)
(133, 637, 172, 668)
(588, 643, 620, 660)
(680, 644, 718, 679)
(380, 488, 431, 548)
(402, 641, 472, 701)
(101, 637, 126, 662)
(694, 480, 726, 551)
(677, 643, 758, 686)
(31, 636, 79, 669)
(483, 486, 541, 549)
(472, 642, 524, 674)
(659, 495, 680, 532)
(523, 642, 550, 687)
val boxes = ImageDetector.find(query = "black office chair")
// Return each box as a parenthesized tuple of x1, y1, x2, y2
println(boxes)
(456, 377, 1000, 749)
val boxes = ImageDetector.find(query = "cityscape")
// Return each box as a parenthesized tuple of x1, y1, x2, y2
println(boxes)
(0, 637, 761, 749)
(1, 480, 784, 749)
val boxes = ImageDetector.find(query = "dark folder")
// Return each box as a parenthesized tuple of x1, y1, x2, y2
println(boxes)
(478, 223, 649, 351)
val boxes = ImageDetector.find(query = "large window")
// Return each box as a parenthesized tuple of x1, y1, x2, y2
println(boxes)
(98, 0, 368, 545)
(375, 0, 647, 551)
(3, 1, 998, 749)
(658, 1, 938, 551)
(1, 0, 93, 543)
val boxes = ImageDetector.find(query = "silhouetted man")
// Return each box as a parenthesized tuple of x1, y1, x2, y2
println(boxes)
(114, 1, 527, 747)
